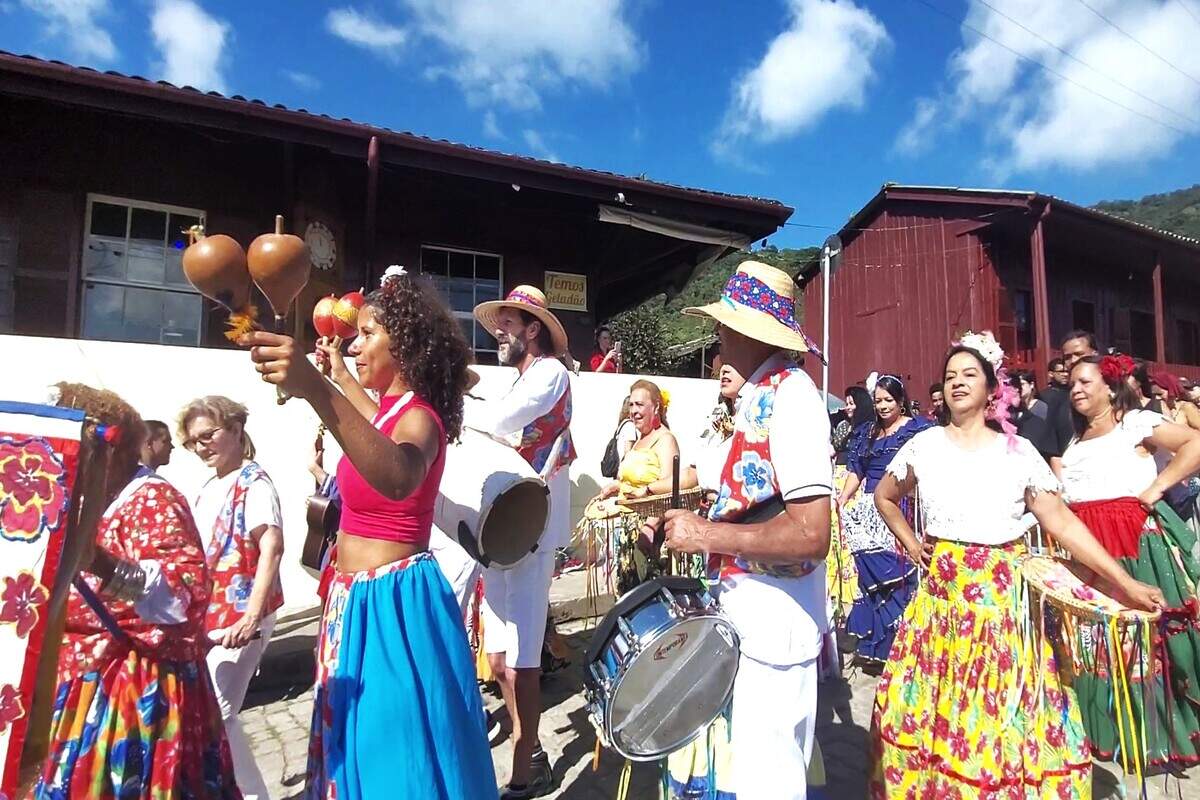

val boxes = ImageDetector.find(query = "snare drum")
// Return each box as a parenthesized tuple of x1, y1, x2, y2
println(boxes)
(583, 577, 740, 761)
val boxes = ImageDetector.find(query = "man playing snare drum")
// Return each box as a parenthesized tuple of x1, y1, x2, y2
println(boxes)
(467, 285, 576, 799)
(646, 261, 832, 800)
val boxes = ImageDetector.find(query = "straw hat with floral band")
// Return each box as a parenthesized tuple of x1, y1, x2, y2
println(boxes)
(474, 285, 570, 357)
(682, 260, 825, 362)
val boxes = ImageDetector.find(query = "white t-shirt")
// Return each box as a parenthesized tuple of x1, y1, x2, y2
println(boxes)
(1060, 409, 1164, 503)
(886, 427, 1060, 545)
(717, 354, 833, 667)
(192, 462, 283, 553)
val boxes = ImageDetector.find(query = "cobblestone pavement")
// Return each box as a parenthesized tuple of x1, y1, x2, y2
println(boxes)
(245, 618, 1200, 799)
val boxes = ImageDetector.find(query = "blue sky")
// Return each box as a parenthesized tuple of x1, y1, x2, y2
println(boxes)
(4, 0, 1199, 248)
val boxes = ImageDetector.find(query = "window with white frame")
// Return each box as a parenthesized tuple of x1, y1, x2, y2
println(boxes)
(420, 245, 502, 364)
(80, 195, 205, 346)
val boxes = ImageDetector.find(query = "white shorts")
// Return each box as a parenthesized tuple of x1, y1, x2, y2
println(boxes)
(481, 545, 556, 669)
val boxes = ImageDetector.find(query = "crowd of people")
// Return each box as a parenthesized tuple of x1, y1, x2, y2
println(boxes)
(21, 257, 1200, 800)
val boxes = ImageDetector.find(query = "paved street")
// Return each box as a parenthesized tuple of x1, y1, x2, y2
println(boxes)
(245, 605, 1200, 799)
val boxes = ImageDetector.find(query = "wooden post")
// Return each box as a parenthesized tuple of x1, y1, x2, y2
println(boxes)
(365, 135, 379, 287)
(1029, 206, 1052, 375)
(1153, 250, 1166, 363)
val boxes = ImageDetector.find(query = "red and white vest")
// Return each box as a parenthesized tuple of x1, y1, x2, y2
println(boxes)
(709, 364, 819, 580)
(516, 367, 576, 476)
(204, 462, 284, 632)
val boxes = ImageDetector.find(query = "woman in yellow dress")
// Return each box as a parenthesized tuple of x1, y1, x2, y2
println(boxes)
(599, 379, 680, 500)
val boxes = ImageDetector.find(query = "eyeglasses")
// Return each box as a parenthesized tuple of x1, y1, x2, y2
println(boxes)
(183, 426, 222, 451)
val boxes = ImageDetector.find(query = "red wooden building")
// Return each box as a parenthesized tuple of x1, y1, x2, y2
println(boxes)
(800, 184, 1200, 398)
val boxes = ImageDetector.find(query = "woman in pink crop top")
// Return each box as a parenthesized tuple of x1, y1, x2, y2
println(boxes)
(242, 268, 497, 799)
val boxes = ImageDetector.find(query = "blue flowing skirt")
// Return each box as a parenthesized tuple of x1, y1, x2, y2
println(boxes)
(306, 553, 496, 799)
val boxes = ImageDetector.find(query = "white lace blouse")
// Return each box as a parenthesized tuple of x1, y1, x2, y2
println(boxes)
(1060, 409, 1164, 503)
(885, 427, 1060, 545)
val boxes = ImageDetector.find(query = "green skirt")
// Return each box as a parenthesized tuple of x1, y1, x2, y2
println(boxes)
(1068, 498, 1200, 769)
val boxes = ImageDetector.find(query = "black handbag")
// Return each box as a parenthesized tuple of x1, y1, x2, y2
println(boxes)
(600, 421, 627, 478)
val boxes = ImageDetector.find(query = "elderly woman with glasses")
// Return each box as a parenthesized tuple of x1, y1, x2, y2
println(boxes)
(178, 395, 284, 800)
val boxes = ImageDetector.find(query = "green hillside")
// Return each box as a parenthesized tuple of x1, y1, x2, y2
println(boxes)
(1093, 184, 1200, 240)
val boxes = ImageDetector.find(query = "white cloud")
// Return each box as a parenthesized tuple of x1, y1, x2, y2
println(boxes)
(898, 0, 1200, 175)
(325, 7, 408, 61)
(19, 0, 117, 62)
(150, 0, 230, 93)
(521, 129, 560, 162)
(403, 0, 642, 110)
(281, 69, 321, 91)
(482, 110, 504, 139)
(714, 0, 889, 157)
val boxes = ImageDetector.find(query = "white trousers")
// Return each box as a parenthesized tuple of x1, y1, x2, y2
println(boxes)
(429, 524, 482, 615)
(207, 613, 276, 800)
(731, 654, 817, 800)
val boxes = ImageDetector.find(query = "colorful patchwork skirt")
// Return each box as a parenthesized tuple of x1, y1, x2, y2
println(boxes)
(32, 648, 239, 799)
(842, 494, 916, 663)
(305, 552, 496, 800)
(870, 539, 1091, 799)
(1068, 498, 1200, 769)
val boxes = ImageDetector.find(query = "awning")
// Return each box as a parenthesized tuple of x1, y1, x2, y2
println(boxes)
(598, 205, 753, 248)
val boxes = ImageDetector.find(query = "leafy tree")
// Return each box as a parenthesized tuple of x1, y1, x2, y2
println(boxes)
(608, 302, 685, 375)
(1093, 184, 1200, 241)
(606, 245, 820, 376)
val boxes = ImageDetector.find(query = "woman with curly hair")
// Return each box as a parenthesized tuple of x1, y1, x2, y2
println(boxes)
(33, 383, 239, 799)
(1061, 354, 1200, 768)
(241, 266, 493, 799)
(178, 395, 283, 800)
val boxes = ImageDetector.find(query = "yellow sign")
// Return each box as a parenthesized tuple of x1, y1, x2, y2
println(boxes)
(544, 271, 588, 311)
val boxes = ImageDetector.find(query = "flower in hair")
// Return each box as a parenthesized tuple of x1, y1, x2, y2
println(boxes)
(659, 389, 671, 412)
(1100, 353, 1136, 385)
(380, 265, 408, 286)
(955, 330, 1005, 373)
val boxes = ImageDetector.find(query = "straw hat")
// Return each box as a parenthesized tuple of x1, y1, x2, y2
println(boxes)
(474, 285, 570, 356)
(682, 260, 822, 358)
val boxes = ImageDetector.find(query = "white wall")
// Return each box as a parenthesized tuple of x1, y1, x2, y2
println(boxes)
(3, 335, 717, 615)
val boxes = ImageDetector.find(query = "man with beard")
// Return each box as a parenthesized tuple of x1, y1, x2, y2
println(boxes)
(467, 285, 576, 799)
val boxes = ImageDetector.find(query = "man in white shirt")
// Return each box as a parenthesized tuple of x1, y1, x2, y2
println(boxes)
(468, 285, 576, 800)
(653, 261, 831, 800)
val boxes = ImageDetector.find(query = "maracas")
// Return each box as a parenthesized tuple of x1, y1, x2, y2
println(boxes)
(312, 294, 338, 376)
(180, 225, 258, 341)
(247, 215, 311, 332)
(332, 289, 365, 340)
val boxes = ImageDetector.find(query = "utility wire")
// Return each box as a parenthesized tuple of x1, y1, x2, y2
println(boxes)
(1175, 0, 1200, 30)
(908, 0, 1193, 138)
(975, 0, 1200, 128)
(1072, 0, 1200, 87)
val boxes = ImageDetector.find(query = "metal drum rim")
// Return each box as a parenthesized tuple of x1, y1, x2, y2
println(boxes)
(603, 615, 741, 761)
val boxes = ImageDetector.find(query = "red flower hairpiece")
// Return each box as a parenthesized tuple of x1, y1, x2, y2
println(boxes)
(1099, 354, 1135, 385)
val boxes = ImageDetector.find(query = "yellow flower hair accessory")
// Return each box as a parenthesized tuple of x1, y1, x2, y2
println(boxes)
(659, 388, 671, 412)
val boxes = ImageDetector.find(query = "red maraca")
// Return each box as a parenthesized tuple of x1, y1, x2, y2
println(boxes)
(312, 294, 337, 339)
(332, 289, 364, 340)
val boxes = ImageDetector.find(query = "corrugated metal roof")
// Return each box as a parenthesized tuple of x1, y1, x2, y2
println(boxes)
(0, 51, 791, 220)
(876, 183, 1200, 249)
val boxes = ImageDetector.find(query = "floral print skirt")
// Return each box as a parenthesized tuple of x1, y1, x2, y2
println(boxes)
(32, 648, 239, 799)
(870, 539, 1091, 799)
(827, 465, 861, 621)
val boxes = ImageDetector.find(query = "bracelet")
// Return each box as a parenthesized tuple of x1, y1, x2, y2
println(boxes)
(99, 558, 147, 602)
